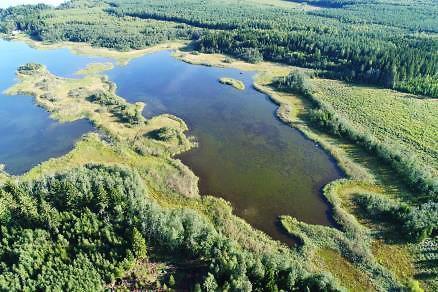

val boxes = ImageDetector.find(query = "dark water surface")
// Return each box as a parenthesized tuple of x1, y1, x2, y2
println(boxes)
(107, 51, 343, 242)
(0, 40, 104, 174)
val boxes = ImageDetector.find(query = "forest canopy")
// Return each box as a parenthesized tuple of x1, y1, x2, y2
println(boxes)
(0, 165, 343, 291)
(0, 0, 437, 97)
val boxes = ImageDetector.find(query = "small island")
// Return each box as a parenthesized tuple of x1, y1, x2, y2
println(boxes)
(219, 77, 245, 90)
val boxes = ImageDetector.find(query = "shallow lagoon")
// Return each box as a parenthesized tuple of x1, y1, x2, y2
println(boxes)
(0, 39, 103, 174)
(107, 51, 343, 242)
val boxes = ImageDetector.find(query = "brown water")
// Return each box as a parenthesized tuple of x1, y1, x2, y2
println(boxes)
(107, 51, 343, 243)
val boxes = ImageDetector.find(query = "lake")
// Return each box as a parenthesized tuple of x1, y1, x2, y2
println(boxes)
(0, 39, 103, 174)
(107, 51, 343, 242)
(1, 39, 342, 242)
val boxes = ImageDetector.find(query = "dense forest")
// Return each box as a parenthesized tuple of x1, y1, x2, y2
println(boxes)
(0, 0, 437, 97)
(0, 165, 342, 290)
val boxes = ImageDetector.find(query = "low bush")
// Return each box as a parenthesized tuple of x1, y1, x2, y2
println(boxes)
(355, 193, 438, 242)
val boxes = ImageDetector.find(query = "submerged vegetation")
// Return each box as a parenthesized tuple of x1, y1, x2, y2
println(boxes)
(0, 0, 437, 290)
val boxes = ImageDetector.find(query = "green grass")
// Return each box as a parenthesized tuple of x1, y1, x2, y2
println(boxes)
(313, 248, 375, 292)
(218, 77, 245, 90)
(279, 215, 399, 291)
(313, 79, 438, 173)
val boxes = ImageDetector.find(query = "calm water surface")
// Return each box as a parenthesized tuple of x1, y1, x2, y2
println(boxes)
(1, 39, 342, 242)
(107, 51, 343, 243)
(0, 40, 105, 174)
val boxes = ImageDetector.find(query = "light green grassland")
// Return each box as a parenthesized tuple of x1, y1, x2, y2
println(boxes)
(219, 77, 245, 90)
(313, 79, 438, 173)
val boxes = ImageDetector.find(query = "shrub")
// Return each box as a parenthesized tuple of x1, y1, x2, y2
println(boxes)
(17, 63, 44, 75)
(354, 193, 438, 242)
(274, 70, 315, 97)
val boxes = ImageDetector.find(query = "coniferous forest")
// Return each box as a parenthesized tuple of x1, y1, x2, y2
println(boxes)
(1, 0, 436, 97)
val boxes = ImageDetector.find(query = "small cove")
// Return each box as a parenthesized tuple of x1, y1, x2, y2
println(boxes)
(0, 39, 104, 174)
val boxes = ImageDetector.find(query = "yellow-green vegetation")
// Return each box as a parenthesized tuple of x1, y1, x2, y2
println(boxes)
(5, 63, 193, 158)
(0, 165, 7, 183)
(372, 240, 415, 282)
(279, 215, 389, 291)
(218, 77, 245, 90)
(75, 62, 114, 75)
(312, 248, 374, 292)
(312, 79, 438, 175)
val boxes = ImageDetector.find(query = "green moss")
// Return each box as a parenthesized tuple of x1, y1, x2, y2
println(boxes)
(314, 248, 375, 292)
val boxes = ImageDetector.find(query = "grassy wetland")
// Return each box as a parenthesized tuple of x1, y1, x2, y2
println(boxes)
(0, 0, 437, 290)
(0, 38, 434, 291)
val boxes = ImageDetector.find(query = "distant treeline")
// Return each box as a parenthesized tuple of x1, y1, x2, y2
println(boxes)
(286, 0, 364, 9)
(107, 0, 437, 98)
(0, 0, 436, 97)
(195, 30, 437, 98)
